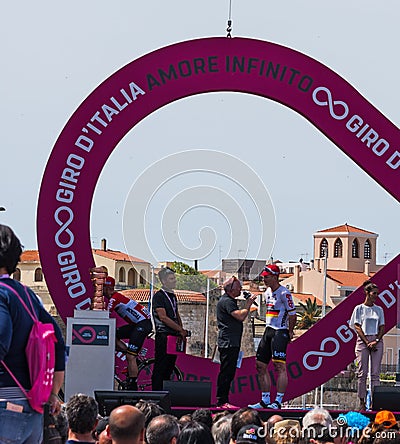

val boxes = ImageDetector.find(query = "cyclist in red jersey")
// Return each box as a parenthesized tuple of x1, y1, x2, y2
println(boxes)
(103, 276, 152, 390)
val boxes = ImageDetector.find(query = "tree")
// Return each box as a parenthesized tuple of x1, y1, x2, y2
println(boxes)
(296, 297, 322, 329)
(163, 261, 218, 293)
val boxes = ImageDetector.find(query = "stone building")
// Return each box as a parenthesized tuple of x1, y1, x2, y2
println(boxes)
(121, 288, 257, 358)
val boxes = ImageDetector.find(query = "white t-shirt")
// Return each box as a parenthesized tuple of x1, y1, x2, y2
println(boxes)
(349, 303, 385, 335)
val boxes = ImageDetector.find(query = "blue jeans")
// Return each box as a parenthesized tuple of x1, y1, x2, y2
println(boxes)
(0, 399, 43, 444)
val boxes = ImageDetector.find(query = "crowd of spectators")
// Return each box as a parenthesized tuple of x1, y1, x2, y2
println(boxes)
(45, 397, 400, 444)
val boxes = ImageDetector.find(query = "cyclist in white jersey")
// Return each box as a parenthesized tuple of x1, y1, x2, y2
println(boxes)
(249, 265, 296, 410)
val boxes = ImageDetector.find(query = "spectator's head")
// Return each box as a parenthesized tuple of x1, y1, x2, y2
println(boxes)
(107, 405, 145, 444)
(0, 224, 23, 274)
(54, 406, 69, 443)
(135, 399, 165, 428)
(374, 411, 398, 430)
(302, 407, 333, 430)
(93, 416, 110, 444)
(273, 419, 301, 444)
(178, 414, 192, 428)
(265, 415, 284, 437)
(158, 267, 176, 290)
(336, 411, 370, 443)
(302, 423, 334, 444)
(330, 419, 351, 444)
(212, 414, 232, 444)
(236, 424, 266, 444)
(146, 414, 180, 444)
(176, 421, 214, 444)
(66, 394, 99, 436)
(231, 408, 264, 442)
(192, 409, 213, 430)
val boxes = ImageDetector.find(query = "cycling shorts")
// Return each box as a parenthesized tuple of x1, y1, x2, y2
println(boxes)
(256, 327, 290, 364)
(116, 319, 152, 356)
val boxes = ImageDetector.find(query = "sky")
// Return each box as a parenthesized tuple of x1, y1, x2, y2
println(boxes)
(2, 1, 400, 271)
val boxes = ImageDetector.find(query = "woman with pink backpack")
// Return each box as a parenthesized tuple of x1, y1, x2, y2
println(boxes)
(0, 224, 66, 443)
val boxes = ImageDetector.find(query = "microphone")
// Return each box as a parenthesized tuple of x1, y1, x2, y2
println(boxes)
(242, 291, 258, 306)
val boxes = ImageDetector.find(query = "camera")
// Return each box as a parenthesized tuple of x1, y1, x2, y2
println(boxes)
(242, 291, 258, 306)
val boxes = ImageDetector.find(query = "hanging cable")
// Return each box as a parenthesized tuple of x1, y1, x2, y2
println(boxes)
(226, 0, 232, 38)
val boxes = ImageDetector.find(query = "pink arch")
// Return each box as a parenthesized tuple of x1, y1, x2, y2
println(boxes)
(37, 37, 400, 403)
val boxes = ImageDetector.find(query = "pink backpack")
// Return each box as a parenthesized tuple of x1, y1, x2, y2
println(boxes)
(0, 282, 57, 413)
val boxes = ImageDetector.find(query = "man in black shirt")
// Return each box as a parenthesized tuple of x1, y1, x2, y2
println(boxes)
(216, 276, 257, 408)
(151, 267, 189, 390)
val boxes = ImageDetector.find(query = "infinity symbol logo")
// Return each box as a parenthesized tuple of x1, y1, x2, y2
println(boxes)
(303, 337, 340, 371)
(54, 206, 74, 248)
(312, 86, 349, 120)
(72, 326, 96, 344)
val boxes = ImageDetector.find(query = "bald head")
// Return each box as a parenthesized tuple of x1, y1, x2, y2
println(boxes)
(108, 405, 145, 443)
(267, 415, 284, 426)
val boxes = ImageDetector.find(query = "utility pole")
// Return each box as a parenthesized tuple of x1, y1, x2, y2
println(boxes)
(322, 246, 328, 317)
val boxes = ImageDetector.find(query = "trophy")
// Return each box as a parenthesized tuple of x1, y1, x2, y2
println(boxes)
(89, 266, 108, 310)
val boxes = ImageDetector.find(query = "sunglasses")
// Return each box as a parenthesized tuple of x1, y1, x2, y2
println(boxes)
(226, 276, 241, 292)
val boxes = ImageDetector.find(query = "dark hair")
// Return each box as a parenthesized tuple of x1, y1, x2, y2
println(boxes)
(177, 421, 215, 444)
(146, 414, 180, 444)
(192, 408, 213, 430)
(230, 408, 263, 440)
(158, 267, 175, 284)
(92, 416, 109, 441)
(363, 280, 378, 293)
(66, 394, 98, 434)
(135, 400, 165, 428)
(0, 225, 23, 274)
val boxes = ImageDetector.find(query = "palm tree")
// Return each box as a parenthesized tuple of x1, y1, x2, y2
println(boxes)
(297, 297, 322, 329)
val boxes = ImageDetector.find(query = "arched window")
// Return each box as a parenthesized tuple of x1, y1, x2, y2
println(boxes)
(334, 238, 343, 258)
(118, 267, 126, 283)
(13, 268, 21, 281)
(128, 268, 137, 287)
(352, 239, 359, 258)
(34, 268, 43, 282)
(140, 270, 146, 285)
(320, 239, 328, 257)
(364, 240, 371, 259)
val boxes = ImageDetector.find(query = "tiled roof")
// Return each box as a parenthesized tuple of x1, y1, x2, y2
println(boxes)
(292, 292, 324, 306)
(93, 249, 148, 264)
(317, 224, 375, 235)
(120, 288, 206, 303)
(19, 250, 40, 263)
(279, 273, 293, 279)
(200, 270, 224, 278)
(326, 270, 375, 287)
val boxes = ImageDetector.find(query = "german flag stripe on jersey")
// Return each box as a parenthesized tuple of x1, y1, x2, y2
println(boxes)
(266, 310, 279, 317)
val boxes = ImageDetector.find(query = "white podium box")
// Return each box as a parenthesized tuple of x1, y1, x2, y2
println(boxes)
(65, 310, 116, 401)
